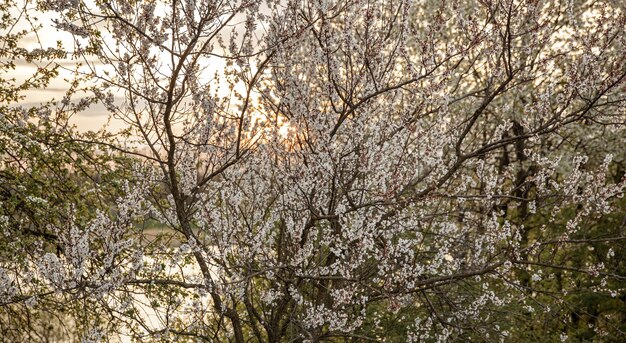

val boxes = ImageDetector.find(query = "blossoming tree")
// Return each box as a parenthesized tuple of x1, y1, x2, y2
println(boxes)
(2, 0, 626, 341)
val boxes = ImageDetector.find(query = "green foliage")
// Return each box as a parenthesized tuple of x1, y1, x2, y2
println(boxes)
(0, 2, 135, 341)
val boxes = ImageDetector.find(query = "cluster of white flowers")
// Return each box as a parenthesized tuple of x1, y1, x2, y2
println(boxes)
(3, 0, 623, 341)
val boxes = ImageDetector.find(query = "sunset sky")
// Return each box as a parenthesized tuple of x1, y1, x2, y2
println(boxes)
(8, 4, 262, 134)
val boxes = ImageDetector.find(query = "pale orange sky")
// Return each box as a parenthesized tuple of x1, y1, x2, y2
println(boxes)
(6, 6, 117, 132)
(9, 5, 266, 134)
